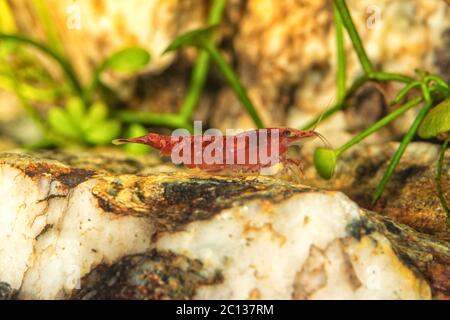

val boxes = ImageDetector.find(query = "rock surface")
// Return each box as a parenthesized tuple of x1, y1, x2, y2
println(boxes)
(0, 150, 447, 299)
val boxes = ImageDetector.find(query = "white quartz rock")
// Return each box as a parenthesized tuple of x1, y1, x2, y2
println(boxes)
(0, 153, 433, 299)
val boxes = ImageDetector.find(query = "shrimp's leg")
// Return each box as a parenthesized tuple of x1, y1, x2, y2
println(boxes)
(227, 164, 261, 177)
(280, 158, 304, 183)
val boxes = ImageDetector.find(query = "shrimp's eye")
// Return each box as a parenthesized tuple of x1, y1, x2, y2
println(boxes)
(283, 130, 295, 138)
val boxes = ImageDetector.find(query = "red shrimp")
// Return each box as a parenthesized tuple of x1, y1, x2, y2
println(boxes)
(113, 128, 327, 176)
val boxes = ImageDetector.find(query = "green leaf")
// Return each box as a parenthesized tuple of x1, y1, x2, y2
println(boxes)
(85, 120, 121, 145)
(47, 107, 80, 140)
(123, 123, 149, 155)
(314, 147, 337, 179)
(105, 47, 150, 73)
(418, 98, 450, 139)
(83, 101, 108, 131)
(163, 25, 218, 53)
(66, 97, 85, 124)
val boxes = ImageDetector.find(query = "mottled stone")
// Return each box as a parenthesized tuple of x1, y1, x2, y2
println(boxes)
(0, 150, 447, 299)
(71, 250, 223, 300)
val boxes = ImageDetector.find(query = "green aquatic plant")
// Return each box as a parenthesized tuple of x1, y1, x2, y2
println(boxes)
(117, 0, 229, 131)
(0, 0, 152, 149)
(84, 47, 150, 103)
(0, 33, 84, 98)
(120, 0, 265, 130)
(0, 34, 150, 103)
(0, 35, 150, 147)
(47, 98, 120, 147)
(310, 0, 450, 214)
(162, 25, 264, 129)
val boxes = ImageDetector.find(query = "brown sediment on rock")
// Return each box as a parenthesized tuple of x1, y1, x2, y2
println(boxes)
(356, 211, 450, 299)
(0, 282, 15, 300)
(0, 150, 164, 188)
(71, 250, 223, 300)
(92, 173, 317, 233)
(0, 152, 96, 188)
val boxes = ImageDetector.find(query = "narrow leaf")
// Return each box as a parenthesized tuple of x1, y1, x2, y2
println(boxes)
(105, 47, 150, 73)
(163, 25, 218, 54)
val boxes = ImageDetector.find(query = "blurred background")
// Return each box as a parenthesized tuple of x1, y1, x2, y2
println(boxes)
(0, 0, 449, 152)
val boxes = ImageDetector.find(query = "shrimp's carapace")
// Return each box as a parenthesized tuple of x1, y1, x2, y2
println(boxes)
(113, 128, 326, 176)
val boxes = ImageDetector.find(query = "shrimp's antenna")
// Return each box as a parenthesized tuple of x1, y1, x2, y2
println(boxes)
(311, 96, 334, 131)
(312, 111, 326, 132)
(313, 131, 331, 148)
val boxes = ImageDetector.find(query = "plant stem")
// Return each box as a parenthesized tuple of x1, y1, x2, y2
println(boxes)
(179, 51, 210, 119)
(393, 80, 421, 104)
(334, 0, 374, 76)
(372, 100, 434, 205)
(179, 0, 227, 120)
(336, 96, 422, 156)
(0, 33, 83, 97)
(370, 72, 413, 83)
(333, 2, 346, 103)
(435, 137, 450, 226)
(205, 44, 264, 128)
(421, 82, 431, 102)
